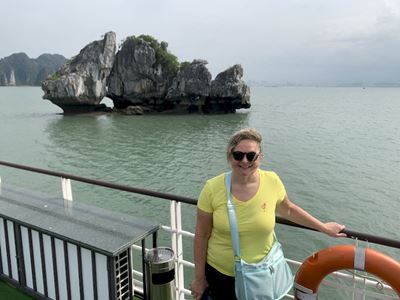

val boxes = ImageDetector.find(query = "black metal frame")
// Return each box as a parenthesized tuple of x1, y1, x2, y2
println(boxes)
(0, 213, 158, 300)
(63, 240, 71, 300)
(50, 236, 59, 300)
(39, 232, 48, 297)
(15, 224, 26, 287)
(91, 250, 97, 300)
(3, 219, 12, 281)
(76, 246, 83, 299)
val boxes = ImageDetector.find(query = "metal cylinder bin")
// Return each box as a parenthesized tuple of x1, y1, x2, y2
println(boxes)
(144, 247, 176, 300)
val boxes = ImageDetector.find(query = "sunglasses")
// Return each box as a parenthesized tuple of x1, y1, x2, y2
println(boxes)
(232, 151, 259, 162)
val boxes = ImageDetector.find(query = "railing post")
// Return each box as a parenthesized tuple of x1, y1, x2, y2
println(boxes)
(170, 200, 185, 300)
(129, 245, 135, 296)
(61, 177, 73, 215)
(353, 239, 367, 300)
(61, 177, 73, 201)
(170, 201, 178, 298)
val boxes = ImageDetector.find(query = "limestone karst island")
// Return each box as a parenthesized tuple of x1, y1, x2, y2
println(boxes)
(41, 32, 251, 114)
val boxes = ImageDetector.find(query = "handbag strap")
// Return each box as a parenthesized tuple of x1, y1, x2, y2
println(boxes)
(225, 171, 278, 260)
(225, 171, 241, 258)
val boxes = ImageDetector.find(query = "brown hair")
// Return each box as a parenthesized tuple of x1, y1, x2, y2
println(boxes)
(226, 128, 262, 160)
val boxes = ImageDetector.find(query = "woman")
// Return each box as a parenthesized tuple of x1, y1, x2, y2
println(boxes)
(190, 128, 346, 300)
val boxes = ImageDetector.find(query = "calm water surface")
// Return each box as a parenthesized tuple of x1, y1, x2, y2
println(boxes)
(1, 86, 399, 297)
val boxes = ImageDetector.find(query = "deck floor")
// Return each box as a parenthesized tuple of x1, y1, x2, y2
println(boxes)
(0, 280, 34, 300)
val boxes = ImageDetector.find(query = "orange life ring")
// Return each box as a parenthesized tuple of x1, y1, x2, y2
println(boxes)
(294, 244, 400, 299)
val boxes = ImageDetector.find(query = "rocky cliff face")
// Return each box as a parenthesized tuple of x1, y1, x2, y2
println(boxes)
(209, 64, 251, 112)
(41, 32, 116, 114)
(107, 35, 178, 110)
(0, 53, 67, 86)
(167, 59, 212, 99)
(164, 59, 212, 112)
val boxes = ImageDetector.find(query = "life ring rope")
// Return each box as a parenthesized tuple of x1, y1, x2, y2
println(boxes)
(294, 245, 400, 299)
(354, 245, 366, 270)
(294, 283, 317, 300)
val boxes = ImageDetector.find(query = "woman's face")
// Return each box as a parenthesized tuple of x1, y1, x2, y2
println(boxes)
(229, 139, 262, 176)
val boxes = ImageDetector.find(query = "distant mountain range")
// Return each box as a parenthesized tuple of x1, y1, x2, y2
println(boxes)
(246, 80, 400, 87)
(0, 53, 67, 86)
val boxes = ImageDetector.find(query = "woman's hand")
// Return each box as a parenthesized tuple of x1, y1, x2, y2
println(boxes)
(323, 222, 346, 237)
(190, 277, 208, 300)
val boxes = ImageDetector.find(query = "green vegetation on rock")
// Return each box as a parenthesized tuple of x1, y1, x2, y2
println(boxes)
(138, 34, 180, 76)
(179, 61, 191, 70)
(47, 72, 61, 81)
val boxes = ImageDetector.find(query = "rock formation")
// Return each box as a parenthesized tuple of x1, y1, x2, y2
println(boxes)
(42, 32, 251, 114)
(41, 32, 116, 114)
(209, 64, 251, 112)
(164, 62, 250, 113)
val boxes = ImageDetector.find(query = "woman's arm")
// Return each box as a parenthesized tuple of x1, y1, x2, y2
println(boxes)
(276, 194, 346, 237)
(191, 209, 213, 300)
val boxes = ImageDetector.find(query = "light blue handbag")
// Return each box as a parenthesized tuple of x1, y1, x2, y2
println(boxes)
(225, 172, 293, 300)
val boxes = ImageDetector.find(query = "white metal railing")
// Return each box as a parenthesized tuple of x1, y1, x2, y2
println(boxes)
(170, 200, 185, 300)
(128, 201, 398, 300)
(1, 160, 399, 300)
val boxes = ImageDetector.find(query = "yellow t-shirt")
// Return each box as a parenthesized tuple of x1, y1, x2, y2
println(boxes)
(197, 169, 286, 276)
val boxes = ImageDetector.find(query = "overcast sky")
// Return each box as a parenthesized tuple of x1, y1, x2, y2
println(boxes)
(1, 0, 400, 85)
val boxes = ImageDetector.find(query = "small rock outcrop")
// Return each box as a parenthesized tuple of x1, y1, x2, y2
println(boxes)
(114, 106, 146, 115)
(41, 32, 116, 114)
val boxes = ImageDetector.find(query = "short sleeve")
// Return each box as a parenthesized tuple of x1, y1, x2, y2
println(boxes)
(275, 174, 287, 204)
(197, 181, 213, 213)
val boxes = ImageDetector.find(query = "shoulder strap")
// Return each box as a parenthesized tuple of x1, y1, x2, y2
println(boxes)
(225, 172, 241, 258)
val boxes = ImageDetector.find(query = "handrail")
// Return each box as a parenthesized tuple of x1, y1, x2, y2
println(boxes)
(277, 217, 400, 249)
(1, 160, 400, 250)
(0, 160, 196, 205)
